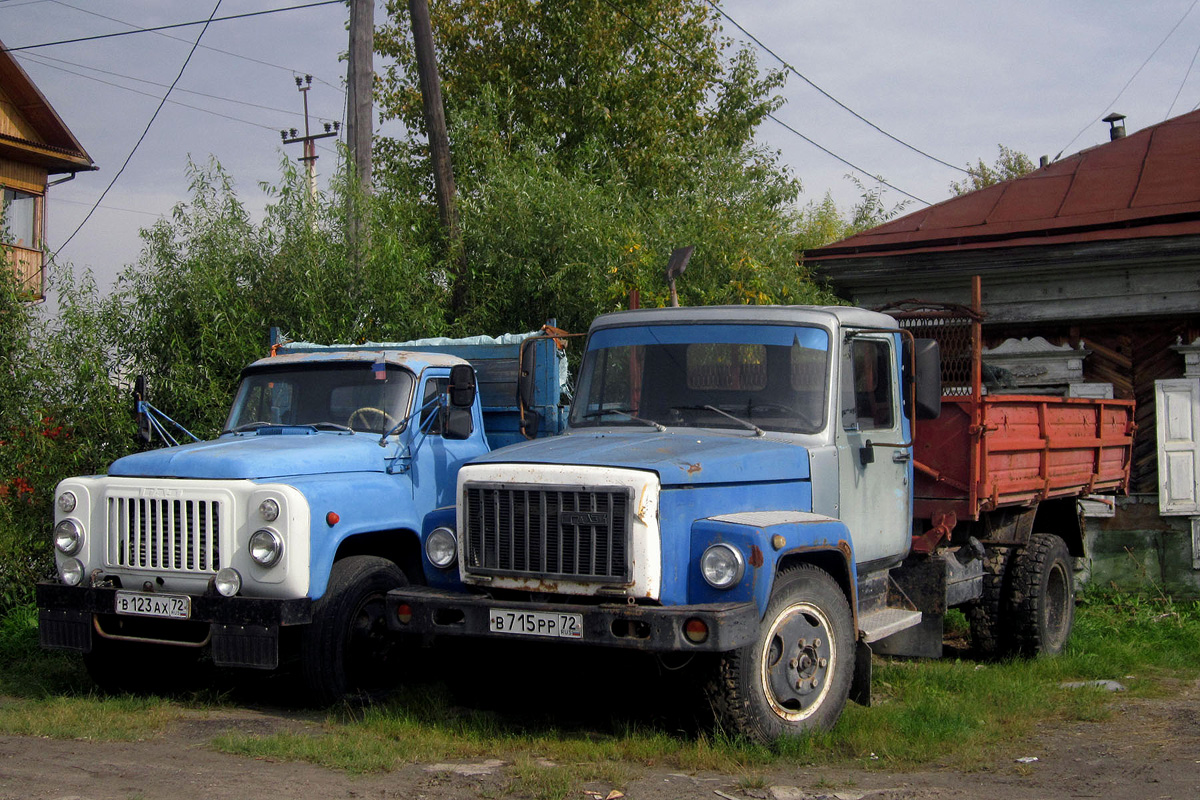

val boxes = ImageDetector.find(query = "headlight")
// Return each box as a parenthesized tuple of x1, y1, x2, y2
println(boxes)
(249, 528, 284, 567)
(54, 519, 83, 556)
(701, 543, 745, 589)
(425, 526, 458, 568)
(258, 498, 280, 522)
(59, 558, 84, 586)
(57, 491, 77, 513)
(214, 567, 242, 597)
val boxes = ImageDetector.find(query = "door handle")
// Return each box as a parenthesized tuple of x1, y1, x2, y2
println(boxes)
(892, 449, 911, 463)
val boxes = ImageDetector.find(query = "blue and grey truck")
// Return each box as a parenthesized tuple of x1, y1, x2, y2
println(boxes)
(386, 303, 1133, 742)
(36, 330, 569, 702)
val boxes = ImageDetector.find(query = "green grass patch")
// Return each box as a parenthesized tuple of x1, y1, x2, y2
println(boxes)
(4, 587, 1200, 798)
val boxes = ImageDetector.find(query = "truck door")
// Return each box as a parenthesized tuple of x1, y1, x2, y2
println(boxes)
(412, 373, 489, 508)
(836, 332, 912, 568)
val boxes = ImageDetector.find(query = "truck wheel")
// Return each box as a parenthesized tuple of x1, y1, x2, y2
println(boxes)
(301, 555, 408, 705)
(967, 546, 1013, 658)
(710, 565, 854, 743)
(1009, 533, 1075, 656)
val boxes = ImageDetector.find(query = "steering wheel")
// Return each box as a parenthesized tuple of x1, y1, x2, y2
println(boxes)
(347, 406, 398, 431)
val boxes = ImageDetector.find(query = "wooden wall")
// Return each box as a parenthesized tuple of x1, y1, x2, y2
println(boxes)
(986, 315, 1200, 493)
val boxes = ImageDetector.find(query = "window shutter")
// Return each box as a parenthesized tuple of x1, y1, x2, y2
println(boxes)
(1157, 378, 1200, 515)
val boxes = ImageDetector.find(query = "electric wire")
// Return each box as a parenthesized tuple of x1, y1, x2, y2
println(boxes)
(2, 0, 343, 53)
(1166, 35, 1200, 119)
(704, 0, 966, 174)
(52, 1, 224, 258)
(597, 0, 929, 204)
(44, 0, 344, 94)
(1057, 0, 1200, 158)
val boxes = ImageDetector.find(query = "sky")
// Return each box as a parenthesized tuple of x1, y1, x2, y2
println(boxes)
(5, 0, 1200, 308)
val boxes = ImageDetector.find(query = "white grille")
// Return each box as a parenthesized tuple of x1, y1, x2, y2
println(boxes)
(107, 493, 224, 573)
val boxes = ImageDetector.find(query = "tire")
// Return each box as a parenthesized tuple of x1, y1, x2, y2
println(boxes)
(1008, 533, 1075, 657)
(300, 555, 408, 706)
(709, 565, 855, 743)
(967, 545, 1013, 658)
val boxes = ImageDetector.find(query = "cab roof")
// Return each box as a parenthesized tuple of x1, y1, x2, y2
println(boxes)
(242, 349, 469, 374)
(589, 305, 897, 333)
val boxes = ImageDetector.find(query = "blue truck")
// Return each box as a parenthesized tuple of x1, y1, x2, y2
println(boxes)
(36, 330, 569, 703)
(386, 304, 1133, 742)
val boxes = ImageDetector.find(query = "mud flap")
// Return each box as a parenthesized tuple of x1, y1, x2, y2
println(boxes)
(211, 623, 279, 669)
(38, 608, 93, 653)
(849, 638, 872, 706)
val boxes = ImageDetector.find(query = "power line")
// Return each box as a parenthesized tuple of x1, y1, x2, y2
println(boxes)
(53, 1, 224, 258)
(1166, 36, 1200, 119)
(45, 0, 344, 95)
(2, 0, 343, 53)
(597, 0, 929, 205)
(704, 0, 966, 175)
(50, 195, 164, 218)
(1057, 0, 1200, 158)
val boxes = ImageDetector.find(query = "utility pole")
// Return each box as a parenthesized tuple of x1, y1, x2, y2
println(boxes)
(408, 0, 466, 313)
(281, 75, 339, 201)
(346, 0, 374, 194)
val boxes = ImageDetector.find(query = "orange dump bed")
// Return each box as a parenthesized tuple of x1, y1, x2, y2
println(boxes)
(913, 394, 1134, 522)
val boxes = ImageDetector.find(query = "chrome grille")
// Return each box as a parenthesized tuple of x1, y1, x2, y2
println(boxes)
(107, 495, 222, 573)
(463, 485, 631, 581)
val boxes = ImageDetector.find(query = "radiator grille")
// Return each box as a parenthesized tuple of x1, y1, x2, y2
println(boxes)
(463, 485, 631, 581)
(107, 495, 223, 573)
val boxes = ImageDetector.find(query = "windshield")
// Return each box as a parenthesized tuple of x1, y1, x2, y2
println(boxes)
(569, 323, 830, 434)
(224, 363, 415, 434)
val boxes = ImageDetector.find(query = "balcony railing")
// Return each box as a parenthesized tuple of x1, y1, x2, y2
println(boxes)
(4, 245, 43, 300)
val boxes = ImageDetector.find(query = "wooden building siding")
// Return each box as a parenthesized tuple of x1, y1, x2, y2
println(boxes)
(0, 157, 47, 194)
(0, 85, 42, 143)
(986, 314, 1200, 493)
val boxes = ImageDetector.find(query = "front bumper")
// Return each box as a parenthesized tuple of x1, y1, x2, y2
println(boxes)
(36, 581, 312, 669)
(386, 585, 760, 653)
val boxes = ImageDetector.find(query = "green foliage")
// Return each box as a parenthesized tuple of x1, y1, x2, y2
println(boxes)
(949, 144, 1037, 196)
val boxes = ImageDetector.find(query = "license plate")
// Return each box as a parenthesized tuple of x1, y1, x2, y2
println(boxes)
(489, 608, 583, 639)
(114, 590, 191, 620)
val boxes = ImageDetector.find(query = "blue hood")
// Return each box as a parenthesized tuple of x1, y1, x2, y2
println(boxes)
(108, 430, 391, 480)
(471, 430, 810, 486)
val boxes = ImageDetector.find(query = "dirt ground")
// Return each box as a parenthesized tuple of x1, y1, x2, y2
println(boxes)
(1, 676, 1198, 800)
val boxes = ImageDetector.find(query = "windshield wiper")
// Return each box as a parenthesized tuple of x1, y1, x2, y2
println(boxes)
(581, 408, 666, 432)
(308, 422, 353, 432)
(670, 405, 764, 437)
(224, 421, 274, 434)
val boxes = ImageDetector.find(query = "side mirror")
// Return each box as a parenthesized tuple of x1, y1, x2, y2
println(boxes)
(443, 407, 473, 440)
(133, 374, 152, 443)
(517, 338, 537, 410)
(914, 339, 942, 420)
(520, 409, 541, 440)
(448, 364, 477, 408)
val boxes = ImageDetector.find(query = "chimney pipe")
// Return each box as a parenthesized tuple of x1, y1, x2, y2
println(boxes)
(1039, 155, 1049, 168)
(1103, 112, 1126, 141)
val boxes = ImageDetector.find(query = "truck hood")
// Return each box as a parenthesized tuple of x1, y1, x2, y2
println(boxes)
(108, 430, 391, 480)
(469, 430, 810, 486)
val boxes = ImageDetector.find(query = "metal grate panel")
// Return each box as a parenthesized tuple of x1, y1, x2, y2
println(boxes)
(463, 485, 631, 582)
(107, 495, 222, 573)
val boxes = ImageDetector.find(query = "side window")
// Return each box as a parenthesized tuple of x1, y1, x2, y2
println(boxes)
(841, 339, 895, 430)
(420, 378, 449, 435)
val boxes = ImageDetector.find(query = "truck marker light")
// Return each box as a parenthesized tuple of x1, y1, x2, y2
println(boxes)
(326, 511, 340, 526)
(396, 603, 413, 624)
(258, 498, 280, 522)
(772, 534, 786, 551)
(57, 491, 77, 513)
(214, 568, 242, 597)
(684, 618, 709, 644)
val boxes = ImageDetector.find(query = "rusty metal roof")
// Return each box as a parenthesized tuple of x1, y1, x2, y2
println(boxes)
(806, 108, 1200, 263)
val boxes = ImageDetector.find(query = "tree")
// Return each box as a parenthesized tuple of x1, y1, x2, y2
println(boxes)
(950, 144, 1036, 195)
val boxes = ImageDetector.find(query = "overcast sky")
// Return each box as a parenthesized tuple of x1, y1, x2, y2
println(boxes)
(6, 0, 1200, 307)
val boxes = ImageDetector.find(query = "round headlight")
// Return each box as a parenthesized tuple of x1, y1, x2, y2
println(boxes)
(425, 526, 458, 569)
(59, 558, 84, 587)
(258, 498, 280, 522)
(214, 567, 242, 597)
(54, 519, 83, 556)
(57, 491, 77, 514)
(249, 528, 284, 567)
(701, 543, 745, 589)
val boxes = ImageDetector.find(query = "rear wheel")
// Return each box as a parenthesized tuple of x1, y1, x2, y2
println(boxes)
(1009, 533, 1075, 656)
(967, 545, 1013, 658)
(301, 556, 409, 705)
(709, 566, 854, 743)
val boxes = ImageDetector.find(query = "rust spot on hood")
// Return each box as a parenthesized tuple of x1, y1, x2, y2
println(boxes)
(748, 545, 764, 568)
(685, 462, 702, 475)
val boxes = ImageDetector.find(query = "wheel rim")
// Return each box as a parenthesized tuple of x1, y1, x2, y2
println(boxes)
(1043, 560, 1070, 650)
(345, 591, 394, 688)
(759, 601, 836, 722)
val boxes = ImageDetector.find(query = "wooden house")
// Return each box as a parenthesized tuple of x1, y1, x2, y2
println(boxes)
(805, 109, 1200, 592)
(0, 38, 95, 302)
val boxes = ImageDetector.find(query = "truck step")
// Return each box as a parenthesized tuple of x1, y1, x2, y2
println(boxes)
(859, 608, 923, 643)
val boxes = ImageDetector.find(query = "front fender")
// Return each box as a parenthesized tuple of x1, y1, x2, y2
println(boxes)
(689, 512, 856, 617)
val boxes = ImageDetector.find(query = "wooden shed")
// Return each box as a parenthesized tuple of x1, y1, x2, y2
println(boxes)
(0, 38, 95, 302)
(805, 109, 1200, 592)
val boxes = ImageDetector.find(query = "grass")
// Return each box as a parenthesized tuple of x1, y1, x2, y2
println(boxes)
(2, 585, 1199, 798)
